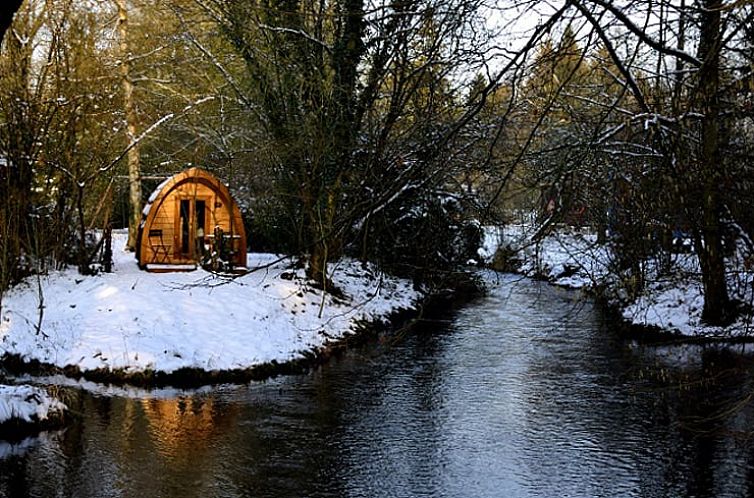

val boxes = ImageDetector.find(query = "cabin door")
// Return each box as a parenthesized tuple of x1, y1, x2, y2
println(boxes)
(177, 198, 208, 260)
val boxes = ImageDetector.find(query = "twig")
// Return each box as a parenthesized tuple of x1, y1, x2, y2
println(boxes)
(34, 272, 48, 339)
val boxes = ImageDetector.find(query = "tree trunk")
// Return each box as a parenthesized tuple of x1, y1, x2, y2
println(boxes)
(116, 0, 142, 251)
(103, 225, 113, 273)
(1, 30, 36, 287)
(308, 239, 328, 288)
(303, 0, 364, 286)
(696, 0, 732, 324)
(673, 0, 686, 107)
(76, 184, 89, 275)
(305, 189, 340, 289)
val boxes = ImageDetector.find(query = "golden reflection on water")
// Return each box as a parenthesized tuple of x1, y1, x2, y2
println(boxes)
(138, 395, 239, 461)
(59, 394, 247, 497)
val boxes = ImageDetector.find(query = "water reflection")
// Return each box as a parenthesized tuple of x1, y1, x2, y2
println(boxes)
(142, 396, 237, 457)
(0, 432, 58, 461)
(3, 275, 754, 497)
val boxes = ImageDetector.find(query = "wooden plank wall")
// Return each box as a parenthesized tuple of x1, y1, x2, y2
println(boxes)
(141, 180, 242, 266)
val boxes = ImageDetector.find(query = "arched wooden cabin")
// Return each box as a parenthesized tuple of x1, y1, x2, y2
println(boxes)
(137, 167, 247, 271)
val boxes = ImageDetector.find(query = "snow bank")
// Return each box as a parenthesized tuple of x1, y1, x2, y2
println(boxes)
(497, 223, 754, 338)
(622, 254, 754, 337)
(0, 231, 419, 377)
(498, 224, 611, 290)
(477, 226, 503, 263)
(0, 384, 66, 425)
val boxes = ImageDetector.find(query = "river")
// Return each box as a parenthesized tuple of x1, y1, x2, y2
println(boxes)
(3, 274, 754, 497)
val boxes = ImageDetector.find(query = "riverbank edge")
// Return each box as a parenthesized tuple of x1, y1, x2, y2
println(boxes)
(1, 274, 483, 390)
(531, 275, 754, 344)
(485, 223, 754, 342)
(0, 409, 70, 441)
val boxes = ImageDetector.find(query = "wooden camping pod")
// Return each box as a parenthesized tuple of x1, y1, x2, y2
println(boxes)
(137, 167, 247, 271)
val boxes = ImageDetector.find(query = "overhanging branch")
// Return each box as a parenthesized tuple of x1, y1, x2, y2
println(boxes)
(585, 0, 702, 67)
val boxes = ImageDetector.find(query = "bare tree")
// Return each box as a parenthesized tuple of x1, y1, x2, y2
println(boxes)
(478, 0, 753, 324)
(114, 0, 143, 251)
(183, 0, 565, 284)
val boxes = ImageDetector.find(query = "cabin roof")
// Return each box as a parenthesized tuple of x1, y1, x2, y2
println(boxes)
(139, 167, 232, 226)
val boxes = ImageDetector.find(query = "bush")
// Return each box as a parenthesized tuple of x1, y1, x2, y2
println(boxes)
(359, 190, 482, 282)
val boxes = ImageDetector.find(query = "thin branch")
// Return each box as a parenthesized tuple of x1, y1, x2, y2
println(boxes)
(585, 0, 702, 67)
(257, 23, 333, 53)
(572, 0, 650, 113)
(173, 7, 255, 110)
(94, 96, 215, 178)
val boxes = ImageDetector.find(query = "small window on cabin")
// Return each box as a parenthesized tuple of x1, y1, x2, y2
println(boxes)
(196, 200, 206, 234)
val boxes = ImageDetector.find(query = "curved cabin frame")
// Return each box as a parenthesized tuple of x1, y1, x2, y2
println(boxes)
(137, 167, 246, 271)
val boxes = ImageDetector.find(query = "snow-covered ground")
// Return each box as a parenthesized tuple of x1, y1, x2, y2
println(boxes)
(0, 231, 418, 377)
(0, 384, 66, 426)
(486, 223, 754, 338)
(481, 224, 611, 289)
(621, 249, 754, 337)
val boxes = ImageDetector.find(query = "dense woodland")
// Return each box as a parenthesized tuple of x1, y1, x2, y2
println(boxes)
(0, 0, 753, 325)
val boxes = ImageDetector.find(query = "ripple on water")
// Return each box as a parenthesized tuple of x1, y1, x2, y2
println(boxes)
(4, 275, 754, 497)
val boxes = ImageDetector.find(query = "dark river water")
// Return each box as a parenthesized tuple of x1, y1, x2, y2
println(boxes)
(3, 274, 754, 497)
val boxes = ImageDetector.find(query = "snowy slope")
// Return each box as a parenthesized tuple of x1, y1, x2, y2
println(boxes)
(622, 253, 754, 337)
(0, 385, 66, 425)
(494, 223, 754, 338)
(0, 231, 418, 375)
(498, 224, 611, 290)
